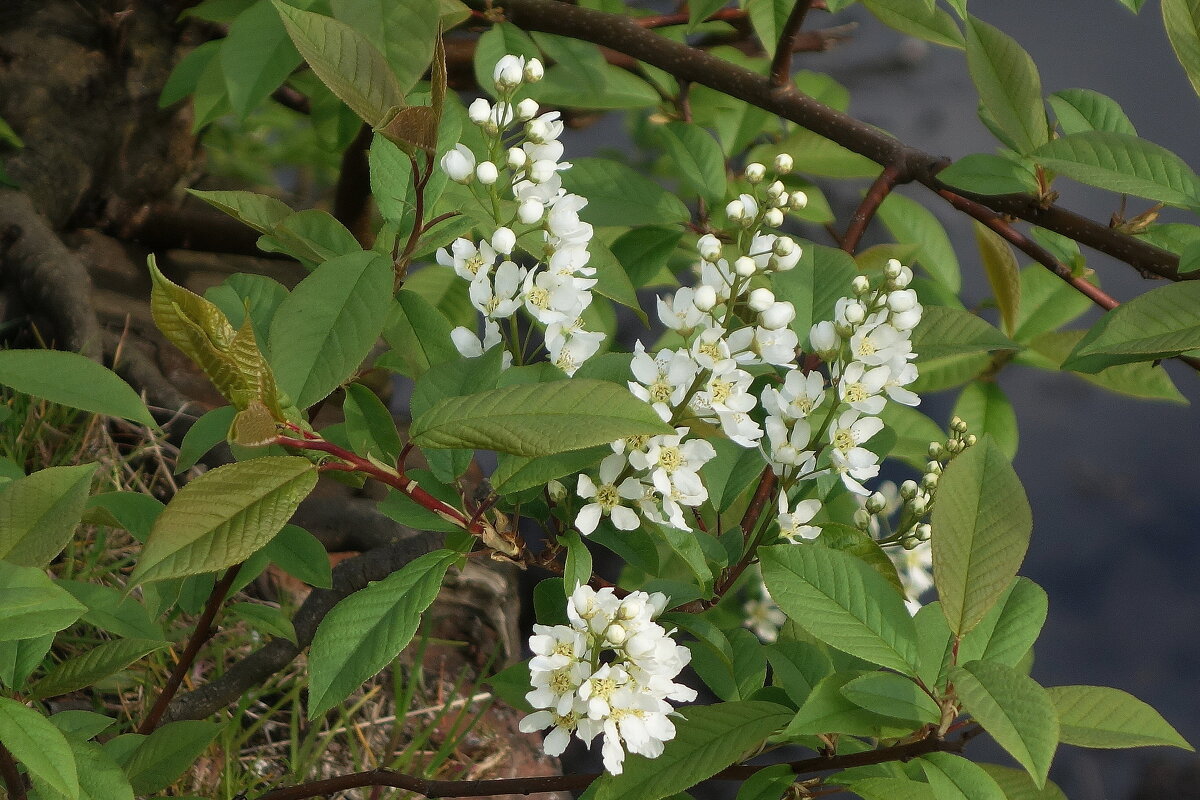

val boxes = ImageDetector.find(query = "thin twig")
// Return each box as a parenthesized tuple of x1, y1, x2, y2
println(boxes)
(842, 162, 903, 254)
(139, 565, 240, 734)
(769, 0, 816, 87)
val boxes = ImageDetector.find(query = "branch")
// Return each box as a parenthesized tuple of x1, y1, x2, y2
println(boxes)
(769, 0, 816, 87)
(163, 534, 442, 723)
(114, 202, 293, 260)
(333, 123, 375, 247)
(842, 162, 903, 254)
(254, 728, 973, 799)
(0, 743, 26, 800)
(139, 565, 240, 734)
(469, 0, 1186, 283)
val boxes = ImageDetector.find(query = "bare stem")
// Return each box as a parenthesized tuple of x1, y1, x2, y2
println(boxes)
(769, 0, 816, 88)
(842, 162, 903, 254)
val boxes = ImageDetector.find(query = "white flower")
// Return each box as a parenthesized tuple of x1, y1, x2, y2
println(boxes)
(760, 301, 796, 331)
(762, 368, 826, 420)
(764, 415, 814, 473)
(891, 540, 934, 608)
(828, 410, 884, 495)
(837, 361, 890, 415)
(657, 287, 706, 333)
(467, 98, 491, 125)
(754, 325, 798, 366)
(449, 320, 507, 363)
(809, 320, 840, 355)
(777, 496, 821, 542)
(494, 54, 526, 88)
(546, 319, 605, 376)
(576, 455, 643, 534)
(697, 233, 722, 262)
(629, 428, 715, 506)
(744, 592, 786, 643)
(522, 267, 590, 324)
(476, 160, 499, 185)
(628, 343, 698, 422)
(468, 260, 523, 320)
(437, 237, 496, 282)
(440, 143, 475, 183)
(848, 319, 912, 366)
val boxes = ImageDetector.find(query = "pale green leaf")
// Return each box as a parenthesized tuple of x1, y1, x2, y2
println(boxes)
(0, 464, 95, 567)
(747, 0, 792, 58)
(343, 382, 402, 462)
(0, 562, 86, 642)
(978, 764, 1068, 800)
(760, 544, 919, 674)
(950, 381, 1018, 460)
(957, 577, 1046, 666)
(35, 740, 133, 800)
(862, 0, 964, 49)
(973, 222, 1021, 336)
(965, 15, 1048, 154)
(263, 524, 333, 588)
(1012, 265, 1093, 343)
(381, 289, 459, 379)
(491, 447, 607, 495)
(938, 153, 1040, 195)
(0, 635, 53, 688)
(910, 305, 1017, 362)
(1163, 0, 1200, 100)
(56, 581, 164, 641)
(847, 776, 936, 800)
(877, 192, 961, 293)
(657, 122, 727, 204)
(221, 0, 301, 118)
(772, 244, 857, 347)
(130, 456, 317, 586)
(560, 531, 593, 595)
(932, 435, 1031, 635)
(0, 697, 79, 799)
(0, 350, 156, 427)
(840, 671, 941, 724)
(187, 189, 294, 234)
(308, 549, 456, 716)
(331, 0, 439, 95)
(228, 602, 298, 645)
(1034, 131, 1200, 208)
(1047, 88, 1136, 136)
(175, 406, 236, 475)
(1026, 330, 1186, 404)
(879, 404, 946, 471)
(1047, 685, 1192, 750)
(785, 673, 914, 737)
(160, 40, 223, 108)
(918, 752, 1007, 800)
(949, 661, 1058, 787)
(1061, 280, 1200, 372)
(29, 639, 165, 700)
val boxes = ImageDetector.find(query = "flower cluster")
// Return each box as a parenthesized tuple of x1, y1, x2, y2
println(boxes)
(437, 55, 604, 375)
(519, 585, 696, 774)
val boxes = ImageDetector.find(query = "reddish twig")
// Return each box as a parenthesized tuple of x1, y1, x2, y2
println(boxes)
(138, 565, 240, 734)
(713, 466, 779, 598)
(636, 7, 747, 28)
(769, 0, 816, 87)
(842, 162, 903, 254)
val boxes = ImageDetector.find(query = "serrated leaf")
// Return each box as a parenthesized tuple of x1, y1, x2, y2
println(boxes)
(0, 464, 95, 567)
(784, 672, 914, 737)
(932, 435, 1031, 635)
(130, 457, 317, 586)
(492, 446, 607, 495)
(308, 549, 456, 716)
(410, 379, 673, 457)
(880, 404, 946, 471)
(222, 0, 301, 118)
(381, 289, 459, 379)
(957, 577, 1046, 666)
(1026, 330, 1186, 403)
(747, 0, 793, 58)
(840, 672, 941, 724)
(272, 1, 404, 126)
(1061, 280, 1200, 372)
(965, 15, 1048, 154)
(331, 0, 438, 96)
(1046, 685, 1192, 750)
(847, 776, 937, 800)
(592, 702, 792, 800)
(1012, 265, 1093, 343)
(561, 158, 691, 227)
(122, 720, 221, 795)
(950, 661, 1057, 787)
(0, 350, 156, 428)
(919, 752, 1007, 800)
(588, 237, 647, 324)
(656, 121, 727, 204)
(266, 208, 362, 264)
(228, 602, 298, 645)
(938, 153, 1040, 195)
(877, 192, 961, 293)
(950, 381, 1018, 460)
(0, 635, 53, 688)
(269, 251, 393, 409)
(862, 0, 964, 49)
(910, 305, 1017, 362)
(29, 639, 165, 700)
(343, 382, 402, 462)
(187, 189, 294, 234)
(765, 640, 831, 707)
(160, 40, 223, 108)
(57, 581, 163, 641)
(0, 562, 86, 642)
(972, 223, 1021, 336)
(1034, 131, 1200, 208)
(1163, 0, 1200, 100)
(1047, 88, 1136, 136)
(760, 544, 919, 674)
(0, 697, 79, 799)
(734, 763, 795, 800)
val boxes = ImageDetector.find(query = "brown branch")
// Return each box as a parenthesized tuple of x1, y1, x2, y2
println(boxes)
(842, 162, 903, 254)
(333, 123, 375, 247)
(271, 85, 311, 115)
(139, 565, 240, 734)
(637, 8, 748, 28)
(254, 728, 972, 799)
(0, 743, 27, 800)
(115, 202, 293, 260)
(469, 0, 1187, 283)
(769, 0, 816, 87)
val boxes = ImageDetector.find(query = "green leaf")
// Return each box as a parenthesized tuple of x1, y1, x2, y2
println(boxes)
(847, 777, 937, 800)
(972, 223, 1021, 337)
(122, 720, 221, 795)
(862, 0, 964, 49)
(1163, 0, 1200, 100)
(187, 189, 294, 235)
(160, 40, 223, 108)
(265, 209, 362, 264)
(228, 602, 298, 645)
(36, 739, 133, 800)
(0, 350, 156, 428)
(222, 0, 301, 118)
(760, 544, 919, 674)
(910, 305, 1017, 362)
(308, 549, 456, 716)
(734, 764, 795, 800)
(57, 581, 163, 641)
(1047, 88, 1136, 136)
(957, 577, 1046, 666)
(331, 0, 439, 95)
(1012, 265, 1093, 343)
(784, 672, 914, 738)
(343, 382, 402, 462)
(918, 752, 1007, 800)
(0, 697, 79, 799)
(765, 640, 831, 707)
(50, 709, 117, 740)
(950, 381, 1017, 460)
(932, 435, 1031, 635)
(381, 289, 459, 379)
(772, 244, 857, 348)
(965, 15, 1048, 154)
(879, 404, 946, 471)
(610, 226, 683, 289)
(1026, 331, 1186, 404)
(592, 702, 792, 800)
(175, 406, 237, 475)
(0, 562, 86, 642)
(1046, 685, 1192, 750)
(1034, 131, 1200, 208)
(269, 251, 393, 409)
(588, 237, 647, 324)
(877, 192, 961, 293)
(130, 456, 317, 586)
(1061, 280, 1200, 372)
(29, 639, 165, 701)
(0, 464, 95, 567)
(949, 661, 1058, 787)
(492, 446, 607, 495)
(656, 122, 727, 204)
(747, 0, 793, 58)
(410, 379, 673, 457)
(840, 672, 941, 724)
(913, 601, 954, 691)
(688, 0, 729, 29)
(816, 524, 904, 594)
(263, 524, 333, 588)
(560, 530, 593, 594)
(561, 158, 691, 227)
(272, 1, 404, 126)
(378, 470, 465, 533)
(978, 764, 1068, 800)
(938, 153, 1040, 195)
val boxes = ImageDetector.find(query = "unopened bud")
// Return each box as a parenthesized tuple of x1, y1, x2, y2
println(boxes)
(726, 199, 746, 221)
(843, 303, 866, 325)
(925, 461, 943, 475)
(491, 226, 516, 255)
(734, 255, 757, 277)
(693, 284, 718, 312)
(965, 434, 978, 447)
(900, 480, 919, 500)
(916, 523, 932, 541)
(887, 289, 918, 313)
(604, 623, 627, 645)
(507, 147, 527, 170)
(946, 438, 965, 454)
(903, 535, 921, 551)
(884, 258, 903, 279)
(789, 190, 808, 209)
(764, 207, 784, 227)
(951, 416, 967, 433)
(698, 234, 723, 262)
(773, 237, 796, 257)
(760, 301, 795, 330)
(468, 98, 491, 125)
(516, 98, 540, 121)
(493, 55, 524, 89)
(475, 161, 498, 185)
(866, 492, 887, 514)
(927, 442, 944, 459)
(748, 288, 776, 312)
(910, 496, 928, 516)
(774, 153, 794, 174)
(547, 479, 567, 502)
(853, 508, 872, 530)
(523, 58, 544, 83)
(921, 472, 939, 491)
(745, 162, 766, 183)
(526, 118, 551, 144)
(852, 275, 871, 296)
(517, 198, 544, 225)
(892, 265, 913, 288)
(766, 180, 786, 199)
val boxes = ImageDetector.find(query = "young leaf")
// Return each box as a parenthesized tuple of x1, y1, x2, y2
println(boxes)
(122, 720, 221, 795)
(491, 446, 608, 495)
(877, 192, 961, 293)
(1061, 280, 1200, 372)
(972, 222, 1021, 336)
(0, 697, 79, 800)
(343, 382, 402, 462)
(957, 577, 1046, 666)
(1034, 131, 1200, 208)
(840, 671, 941, 725)
(918, 752, 1007, 800)
(559, 530, 593, 595)
(561, 158, 691, 227)
(1046, 685, 1193, 750)
(410, 379, 673, 457)
(910, 305, 1017, 362)
(130, 457, 318, 586)
(937, 153, 1041, 196)
(29, 639, 165, 701)
(308, 549, 457, 716)
(949, 661, 1058, 787)
(964, 15, 1048, 154)
(265, 209, 362, 264)
(760, 544, 919, 674)
(932, 435, 1032, 635)
(950, 381, 1018, 460)
(0, 562, 86, 642)
(0, 464, 95, 567)
(591, 702, 792, 800)
(0, 350, 156, 428)
(1163, 0, 1200, 101)
(1047, 88, 1137, 136)
(268, 251, 393, 409)
(784, 672, 914, 738)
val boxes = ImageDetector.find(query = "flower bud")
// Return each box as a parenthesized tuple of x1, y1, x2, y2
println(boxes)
(884, 258, 903, 280)
(921, 472, 938, 491)
(604, 623, 627, 645)
(853, 508, 872, 530)
(475, 161, 498, 185)
(517, 198, 544, 225)
(866, 492, 887, 514)
(648, 592, 669, 617)
(843, 302, 866, 325)
(734, 255, 757, 277)
(526, 118, 551, 144)
(493, 55, 525, 89)
(925, 461, 943, 476)
(892, 307, 921, 331)
(515, 98, 540, 121)
(766, 180, 785, 199)
(507, 147, 527, 170)
(745, 162, 766, 183)
(928, 441, 944, 459)
(852, 275, 871, 296)
(892, 264, 913, 288)
(524, 58, 544, 83)
(965, 434, 978, 447)
(773, 236, 796, 257)
(764, 207, 784, 227)
(774, 153, 794, 174)
(697, 233, 722, 262)
(900, 479, 919, 500)
(887, 289, 918, 313)
(491, 226, 516, 255)
(915, 523, 932, 541)
(809, 321, 838, 353)
(468, 98, 491, 125)
(440, 144, 475, 183)
(946, 438, 964, 454)
(693, 284, 718, 312)
(903, 535, 921, 550)
(910, 496, 928, 516)
(726, 199, 746, 221)
(760, 301, 795, 330)
(547, 479, 567, 502)
(748, 288, 776, 312)
(951, 416, 967, 433)
(789, 190, 808, 209)
(530, 159, 558, 183)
